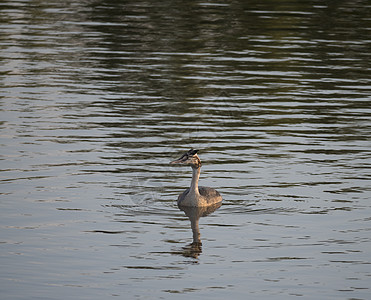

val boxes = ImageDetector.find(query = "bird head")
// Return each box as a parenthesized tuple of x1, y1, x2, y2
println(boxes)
(170, 149, 201, 169)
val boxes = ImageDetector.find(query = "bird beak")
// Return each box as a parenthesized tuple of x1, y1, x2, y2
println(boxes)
(170, 159, 183, 164)
(170, 153, 188, 165)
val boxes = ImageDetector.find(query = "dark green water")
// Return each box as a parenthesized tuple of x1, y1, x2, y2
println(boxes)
(1, 1, 370, 299)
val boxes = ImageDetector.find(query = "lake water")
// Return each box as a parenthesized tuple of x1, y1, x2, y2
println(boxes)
(1, 0, 370, 299)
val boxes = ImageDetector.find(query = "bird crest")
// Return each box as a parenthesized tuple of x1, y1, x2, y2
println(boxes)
(187, 149, 199, 156)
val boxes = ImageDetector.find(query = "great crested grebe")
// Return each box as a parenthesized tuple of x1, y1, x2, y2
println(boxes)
(170, 149, 222, 207)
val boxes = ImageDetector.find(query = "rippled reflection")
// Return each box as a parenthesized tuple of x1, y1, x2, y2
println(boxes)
(178, 202, 222, 258)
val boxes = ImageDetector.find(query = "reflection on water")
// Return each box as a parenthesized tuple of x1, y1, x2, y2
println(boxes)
(178, 202, 222, 258)
(0, 0, 371, 299)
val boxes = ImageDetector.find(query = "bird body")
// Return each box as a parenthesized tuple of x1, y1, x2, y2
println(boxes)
(177, 186, 222, 206)
(170, 149, 222, 207)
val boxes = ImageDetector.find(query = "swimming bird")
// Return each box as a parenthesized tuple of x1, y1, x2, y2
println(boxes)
(170, 149, 222, 207)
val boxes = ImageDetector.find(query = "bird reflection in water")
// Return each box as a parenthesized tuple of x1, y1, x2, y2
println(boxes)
(178, 202, 222, 258)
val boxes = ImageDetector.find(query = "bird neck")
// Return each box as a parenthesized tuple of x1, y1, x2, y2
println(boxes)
(190, 166, 201, 195)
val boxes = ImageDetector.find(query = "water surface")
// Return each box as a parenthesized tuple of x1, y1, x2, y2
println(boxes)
(1, 0, 370, 299)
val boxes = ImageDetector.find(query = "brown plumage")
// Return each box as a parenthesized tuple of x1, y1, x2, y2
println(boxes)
(170, 149, 222, 207)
